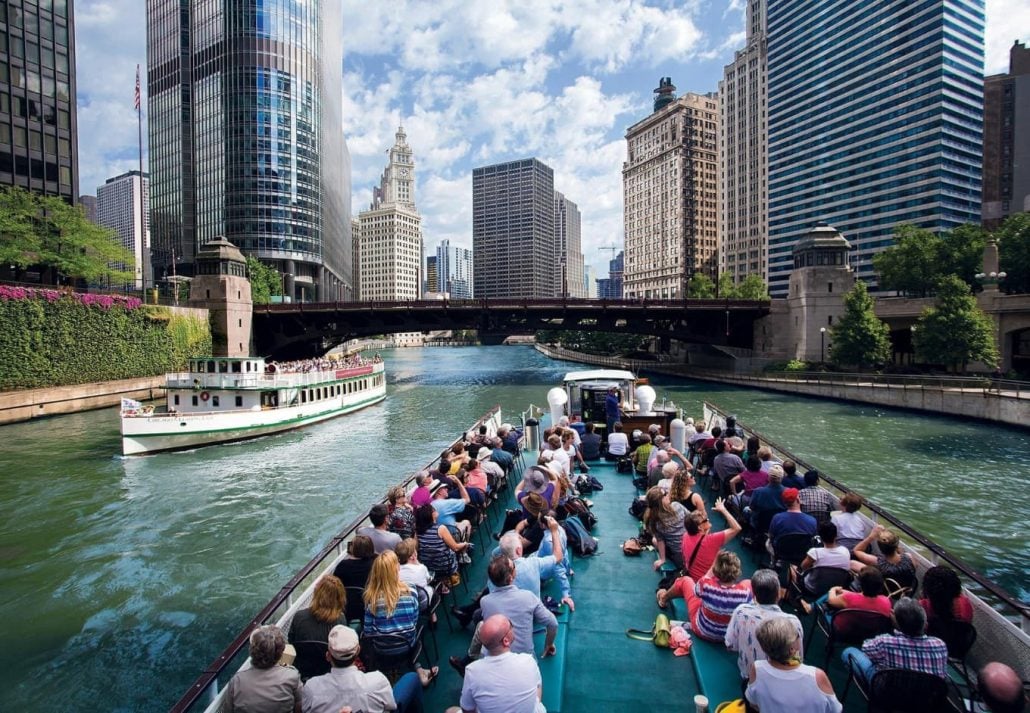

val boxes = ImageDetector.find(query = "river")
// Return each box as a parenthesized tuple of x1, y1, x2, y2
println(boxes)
(0, 345, 1027, 711)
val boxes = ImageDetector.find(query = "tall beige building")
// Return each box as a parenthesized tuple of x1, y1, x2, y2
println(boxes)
(554, 191, 586, 297)
(357, 126, 423, 302)
(719, 0, 768, 285)
(623, 81, 719, 299)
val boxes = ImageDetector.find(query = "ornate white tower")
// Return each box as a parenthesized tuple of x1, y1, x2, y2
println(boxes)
(373, 125, 415, 209)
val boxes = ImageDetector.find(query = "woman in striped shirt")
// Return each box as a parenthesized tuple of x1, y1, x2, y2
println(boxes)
(663, 549, 754, 642)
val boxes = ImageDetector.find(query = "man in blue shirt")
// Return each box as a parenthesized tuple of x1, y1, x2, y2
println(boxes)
(431, 479, 472, 541)
(604, 386, 621, 440)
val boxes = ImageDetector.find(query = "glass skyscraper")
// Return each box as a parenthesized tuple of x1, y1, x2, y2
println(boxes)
(0, 0, 77, 202)
(766, 0, 984, 296)
(146, 0, 351, 301)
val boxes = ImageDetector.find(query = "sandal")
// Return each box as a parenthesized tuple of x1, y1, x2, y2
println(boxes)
(417, 665, 440, 687)
(656, 588, 668, 609)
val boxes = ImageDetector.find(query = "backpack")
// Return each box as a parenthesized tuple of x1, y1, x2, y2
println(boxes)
(563, 497, 598, 530)
(562, 514, 598, 556)
(616, 457, 633, 474)
(628, 496, 647, 521)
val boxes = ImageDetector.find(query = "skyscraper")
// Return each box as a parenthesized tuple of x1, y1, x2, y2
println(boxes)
(473, 158, 556, 298)
(554, 191, 585, 297)
(145, 0, 351, 301)
(436, 239, 473, 298)
(719, 0, 767, 286)
(623, 81, 719, 299)
(356, 126, 422, 301)
(0, 0, 78, 202)
(766, 0, 984, 296)
(983, 41, 1030, 228)
(97, 170, 149, 289)
(596, 250, 624, 299)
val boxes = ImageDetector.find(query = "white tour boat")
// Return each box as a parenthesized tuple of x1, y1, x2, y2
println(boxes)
(120, 355, 387, 455)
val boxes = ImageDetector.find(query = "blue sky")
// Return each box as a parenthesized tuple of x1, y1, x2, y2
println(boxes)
(75, 1, 1029, 281)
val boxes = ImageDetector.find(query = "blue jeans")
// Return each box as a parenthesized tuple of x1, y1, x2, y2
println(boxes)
(842, 647, 876, 688)
(393, 671, 424, 713)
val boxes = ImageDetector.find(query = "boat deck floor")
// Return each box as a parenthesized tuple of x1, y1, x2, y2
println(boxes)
(419, 454, 944, 712)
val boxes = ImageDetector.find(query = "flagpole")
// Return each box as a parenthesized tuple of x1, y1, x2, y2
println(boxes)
(136, 64, 146, 301)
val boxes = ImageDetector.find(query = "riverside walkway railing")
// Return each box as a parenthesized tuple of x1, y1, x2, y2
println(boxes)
(169, 405, 506, 713)
(536, 344, 1030, 400)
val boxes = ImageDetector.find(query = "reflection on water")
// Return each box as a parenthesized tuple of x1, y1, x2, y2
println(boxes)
(0, 345, 1026, 711)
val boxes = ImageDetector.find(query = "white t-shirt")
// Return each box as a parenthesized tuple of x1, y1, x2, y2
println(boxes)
(805, 544, 851, 570)
(460, 651, 545, 713)
(607, 432, 629, 456)
(550, 447, 571, 476)
(832, 512, 870, 542)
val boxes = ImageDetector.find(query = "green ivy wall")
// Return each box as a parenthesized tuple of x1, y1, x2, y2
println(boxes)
(0, 300, 211, 391)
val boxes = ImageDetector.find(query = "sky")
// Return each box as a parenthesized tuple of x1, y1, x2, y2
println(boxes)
(75, 1, 1030, 281)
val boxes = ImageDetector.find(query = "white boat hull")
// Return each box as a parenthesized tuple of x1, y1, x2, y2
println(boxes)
(121, 388, 386, 455)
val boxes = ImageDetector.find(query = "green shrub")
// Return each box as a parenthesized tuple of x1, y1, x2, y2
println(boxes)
(784, 359, 810, 372)
(0, 297, 211, 390)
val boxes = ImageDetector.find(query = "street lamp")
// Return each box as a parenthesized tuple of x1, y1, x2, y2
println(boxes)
(819, 327, 826, 364)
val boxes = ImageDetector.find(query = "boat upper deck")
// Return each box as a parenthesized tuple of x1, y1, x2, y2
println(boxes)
(166, 361, 382, 391)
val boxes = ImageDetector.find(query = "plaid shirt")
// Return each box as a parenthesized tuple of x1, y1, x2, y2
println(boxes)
(862, 631, 949, 679)
(798, 486, 838, 523)
(363, 592, 420, 650)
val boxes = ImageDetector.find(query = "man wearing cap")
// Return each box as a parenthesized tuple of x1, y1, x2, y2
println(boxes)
(301, 624, 423, 713)
(357, 503, 402, 555)
(455, 613, 546, 713)
(766, 487, 818, 556)
(431, 478, 472, 541)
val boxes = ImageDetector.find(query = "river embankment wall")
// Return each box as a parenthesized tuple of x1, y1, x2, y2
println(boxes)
(536, 344, 1030, 429)
(0, 376, 167, 425)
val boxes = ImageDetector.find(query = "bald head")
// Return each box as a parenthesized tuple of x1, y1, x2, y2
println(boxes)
(480, 614, 515, 655)
(655, 450, 670, 464)
(979, 662, 1026, 713)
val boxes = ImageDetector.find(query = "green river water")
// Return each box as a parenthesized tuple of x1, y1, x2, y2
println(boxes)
(0, 345, 1027, 711)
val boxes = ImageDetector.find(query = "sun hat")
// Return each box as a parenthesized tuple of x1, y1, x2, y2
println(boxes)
(327, 625, 359, 660)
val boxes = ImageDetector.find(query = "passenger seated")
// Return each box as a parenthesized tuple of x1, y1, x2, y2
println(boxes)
(414, 504, 467, 586)
(919, 565, 973, 623)
(841, 596, 948, 687)
(780, 460, 804, 489)
(747, 464, 786, 533)
(790, 522, 852, 598)
(665, 465, 705, 517)
(579, 422, 603, 460)
(333, 535, 377, 622)
(766, 487, 817, 556)
(644, 486, 689, 572)
(289, 574, 349, 644)
(222, 625, 302, 712)
(798, 470, 839, 526)
(832, 492, 871, 550)
(725, 568, 805, 685)
(605, 421, 630, 460)
(977, 662, 1028, 713)
(849, 527, 916, 597)
(801, 565, 891, 618)
(395, 539, 433, 612)
(711, 437, 744, 493)
(386, 485, 416, 540)
(658, 550, 753, 643)
(746, 617, 841, 713)
(729, 454, 768, 507)
(676, 497, 742, 581)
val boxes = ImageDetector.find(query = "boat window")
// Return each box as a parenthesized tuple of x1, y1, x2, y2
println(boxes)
(308, 389, 313, 402)
(174, 395, 180, 405)
(301, 391, 307, 403)
(317, 388, 321, 400)
(192, 395, 199, 406)
(212, 396, 220, 407)
(207, 360, 216, 372)
(231, 362, 241, 373)
(219, 361, 229, 373)
(235, 396, 243, 407)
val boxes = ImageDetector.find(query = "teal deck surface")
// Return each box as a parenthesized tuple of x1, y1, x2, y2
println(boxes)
(417, 452, 957, 712)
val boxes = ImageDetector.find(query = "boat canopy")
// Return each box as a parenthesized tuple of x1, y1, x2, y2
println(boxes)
(562, 369, 636, 384)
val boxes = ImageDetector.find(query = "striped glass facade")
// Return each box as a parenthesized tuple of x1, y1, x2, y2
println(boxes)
(0, 0, 77, 202)
(766, 0, 984, 296)
(146, 0, 351, 300)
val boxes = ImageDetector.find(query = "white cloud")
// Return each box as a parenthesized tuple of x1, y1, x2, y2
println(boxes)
(984, 0, 1030, 73)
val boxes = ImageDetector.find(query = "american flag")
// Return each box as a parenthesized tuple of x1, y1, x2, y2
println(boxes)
(134, 64, 140, 111)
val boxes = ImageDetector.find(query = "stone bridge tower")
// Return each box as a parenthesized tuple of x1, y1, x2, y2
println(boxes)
(785, 224, 855, 362)
(188, 238, 253, 357)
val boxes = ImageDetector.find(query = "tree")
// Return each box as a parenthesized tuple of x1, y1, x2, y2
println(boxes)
(246, 256, 282, 305)
(939, 223, 987, 288)
(687, 272, 715, 298)
(873, 225, 945, 296)
(0, 186, 133, 284)
(735, 274, 769, 300)
(998, 212, 1030, 294)
(829, 282, 891, 368)
(717, 272, 737, 299)
(913, 275, 998, 371)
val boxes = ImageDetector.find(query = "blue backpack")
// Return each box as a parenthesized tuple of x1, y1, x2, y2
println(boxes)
(562, 515, 598, 556)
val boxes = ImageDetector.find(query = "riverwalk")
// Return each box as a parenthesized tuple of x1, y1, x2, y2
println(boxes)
(535, 344, 1030, 428)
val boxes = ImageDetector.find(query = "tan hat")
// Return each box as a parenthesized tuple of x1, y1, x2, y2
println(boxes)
(327, 625, 359, 660)
(477, 447, 492, 460)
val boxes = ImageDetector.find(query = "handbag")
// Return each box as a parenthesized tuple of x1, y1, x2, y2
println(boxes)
(626, 612, 672, 647)
(622, 537, 644, 556)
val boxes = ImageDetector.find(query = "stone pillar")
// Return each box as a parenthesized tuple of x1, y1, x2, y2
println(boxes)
(284, 259, 296, 302)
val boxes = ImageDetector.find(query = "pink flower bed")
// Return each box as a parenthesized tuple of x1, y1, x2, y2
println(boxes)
(0, 285, 142, 310)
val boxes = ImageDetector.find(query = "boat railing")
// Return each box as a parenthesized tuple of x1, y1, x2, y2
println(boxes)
(169, 405, 506, 713)
(703, 401, 1030, 678)
(165, 363, 381, 390)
